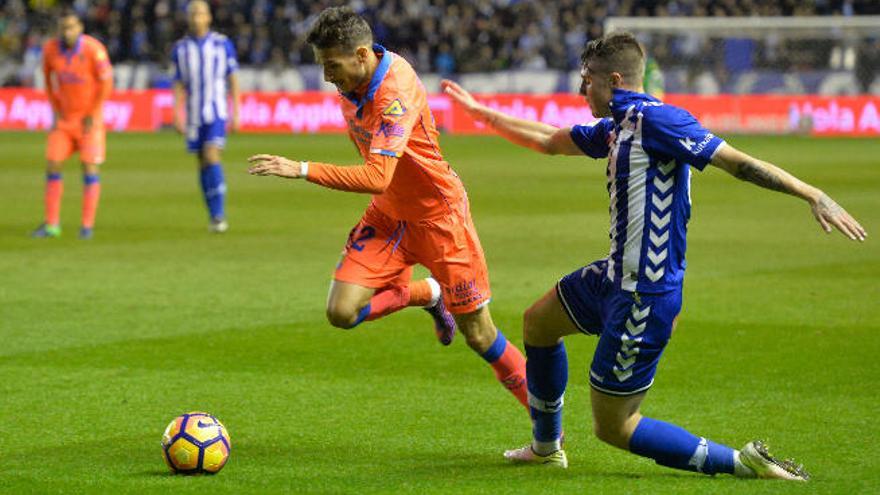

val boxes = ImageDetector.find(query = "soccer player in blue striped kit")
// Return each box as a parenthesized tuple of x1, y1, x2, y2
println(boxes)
(171, 0, 240, 233)
(443, 32, 866, 479)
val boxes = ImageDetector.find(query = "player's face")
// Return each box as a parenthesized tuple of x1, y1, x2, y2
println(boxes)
(187, 3, 212, 35)
(315, 47, 370, 94)
(580, 63, 613, 118)
(58, 15, 83, 48)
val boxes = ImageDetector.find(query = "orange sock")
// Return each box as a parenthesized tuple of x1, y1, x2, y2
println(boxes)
(481, 331, 529, 410)
(407, 279, 434, 306)
(81, 174, 101, 229)
(45, 173, 63, 226)
(363, 279, 437, 322)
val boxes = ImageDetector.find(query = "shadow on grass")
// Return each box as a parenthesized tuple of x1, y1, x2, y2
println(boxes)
(130, 469, 174, 478)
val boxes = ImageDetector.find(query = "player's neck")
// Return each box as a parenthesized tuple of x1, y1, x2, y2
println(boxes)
(624, 85, 645, 93)
(190, 27, 210, 39)
(61, 35, 80, 49)
(616, 81, 645, 94)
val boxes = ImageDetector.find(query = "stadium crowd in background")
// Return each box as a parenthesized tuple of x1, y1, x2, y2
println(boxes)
(1, 0, 879, 89)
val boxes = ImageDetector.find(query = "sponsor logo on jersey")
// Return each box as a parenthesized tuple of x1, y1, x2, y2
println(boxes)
(377, 120, 405, 138)
(57, 71, 86, 84)
(679, 133, 715, 155)
(382, 98, 406, 117)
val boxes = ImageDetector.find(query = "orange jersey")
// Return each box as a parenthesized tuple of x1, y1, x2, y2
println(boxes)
(42, 34, 113, 120)
(307, 45, 464, 222)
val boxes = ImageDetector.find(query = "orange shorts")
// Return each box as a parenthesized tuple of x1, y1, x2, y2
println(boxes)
(334, 201, 491, 314)
(46, 118, 106, 164)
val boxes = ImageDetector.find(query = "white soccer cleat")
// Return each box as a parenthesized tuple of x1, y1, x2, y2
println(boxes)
(739, 441, 810, 481)
(209, 218, 229, 233)
(504, 445, 568, 468)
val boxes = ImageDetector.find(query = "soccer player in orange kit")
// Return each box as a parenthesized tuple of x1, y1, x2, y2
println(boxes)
(32, 9, 112, 240)
(248, 7, 530, 415)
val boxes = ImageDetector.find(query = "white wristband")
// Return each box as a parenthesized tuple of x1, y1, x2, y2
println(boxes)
(300, 161, 309, 178)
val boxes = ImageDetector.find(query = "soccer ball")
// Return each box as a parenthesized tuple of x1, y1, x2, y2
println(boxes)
(161, 411, 231, 474)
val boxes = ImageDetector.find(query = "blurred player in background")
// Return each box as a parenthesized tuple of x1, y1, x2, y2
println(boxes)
(643, 52, 665, 99)
(33, 9, 112, 240)
(443, 31, 865, 476)
(248, 7, 531, 416)
(171, 0, 240, 233)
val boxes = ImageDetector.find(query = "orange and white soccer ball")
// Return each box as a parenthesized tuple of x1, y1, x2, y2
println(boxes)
(161, 411, 231, 474)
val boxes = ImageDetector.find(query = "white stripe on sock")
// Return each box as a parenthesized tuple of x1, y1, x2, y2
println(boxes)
(425, 277, 441, 307)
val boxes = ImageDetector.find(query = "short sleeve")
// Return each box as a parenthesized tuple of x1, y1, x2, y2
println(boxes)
(225, 39, 238, 75)
(92, 44, 112, 80)
(641, 105, 724, 171)
(368, 89, 419, 158)
(570, 118, 613, 159)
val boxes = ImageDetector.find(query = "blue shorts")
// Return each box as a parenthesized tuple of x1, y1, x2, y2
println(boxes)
(186, 120, 226, 153)
(557, 259, 682, 396)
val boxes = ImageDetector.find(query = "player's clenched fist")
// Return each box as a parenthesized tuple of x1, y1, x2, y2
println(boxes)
(247, 154, 305, 179)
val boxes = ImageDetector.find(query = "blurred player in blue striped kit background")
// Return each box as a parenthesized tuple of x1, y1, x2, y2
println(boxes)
(171, 0, 240, 233)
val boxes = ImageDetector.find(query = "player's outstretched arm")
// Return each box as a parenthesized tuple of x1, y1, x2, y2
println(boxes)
(441, 79, 582, 156)
(248, 154, 305, 179)
(711, 143, 867, 241)
(248, 153, 397, 194)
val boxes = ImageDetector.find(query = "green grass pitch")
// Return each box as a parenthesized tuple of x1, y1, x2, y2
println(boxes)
(0, 130, 878, 494)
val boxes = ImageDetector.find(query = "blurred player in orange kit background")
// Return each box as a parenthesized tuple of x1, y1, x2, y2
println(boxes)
(32, 8, 112, 240)
(248, 7, 532, 416)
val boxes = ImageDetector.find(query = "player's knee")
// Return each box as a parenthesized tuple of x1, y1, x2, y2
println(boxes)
(325, 305, 359, 329)
(522, 304, 541, 340)
(46, 161, 63, 174)
(201, 147, 221, 165)
(462, 329, 494, 353)
(593, 419, 627, 448)
(522, 304, 557, 346)
(452, 309, 496, 353)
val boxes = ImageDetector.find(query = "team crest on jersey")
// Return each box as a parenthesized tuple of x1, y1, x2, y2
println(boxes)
(382, 99, 406, 117)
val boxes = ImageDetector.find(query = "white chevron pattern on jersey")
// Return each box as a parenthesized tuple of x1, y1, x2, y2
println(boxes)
(613, 303, 651, 382)
(645, 159, 676, 283)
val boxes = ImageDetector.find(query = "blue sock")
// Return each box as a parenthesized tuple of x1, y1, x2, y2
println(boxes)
(47, 172, 62, 181)
(200, 163, 226, 220)
(525, 342, 567, 447)
(351, 304, 371, 328)
(629, 417, 735, 475)
(479, 330, 508, 363)
(83, 173, 99, 186)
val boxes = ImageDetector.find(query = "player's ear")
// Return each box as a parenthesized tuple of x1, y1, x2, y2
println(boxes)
(609, 72, 624, 88)
(355, 45, 370, 63)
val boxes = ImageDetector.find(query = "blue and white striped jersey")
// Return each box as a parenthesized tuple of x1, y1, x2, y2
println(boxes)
(570, 89, 724, 293)
(171, 32, 238, 127)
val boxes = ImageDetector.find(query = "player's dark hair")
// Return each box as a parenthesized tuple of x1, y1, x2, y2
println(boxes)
(306, 7, 373, 52)
(581, 31, 645, 84)
(58, 7, 81, 22)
